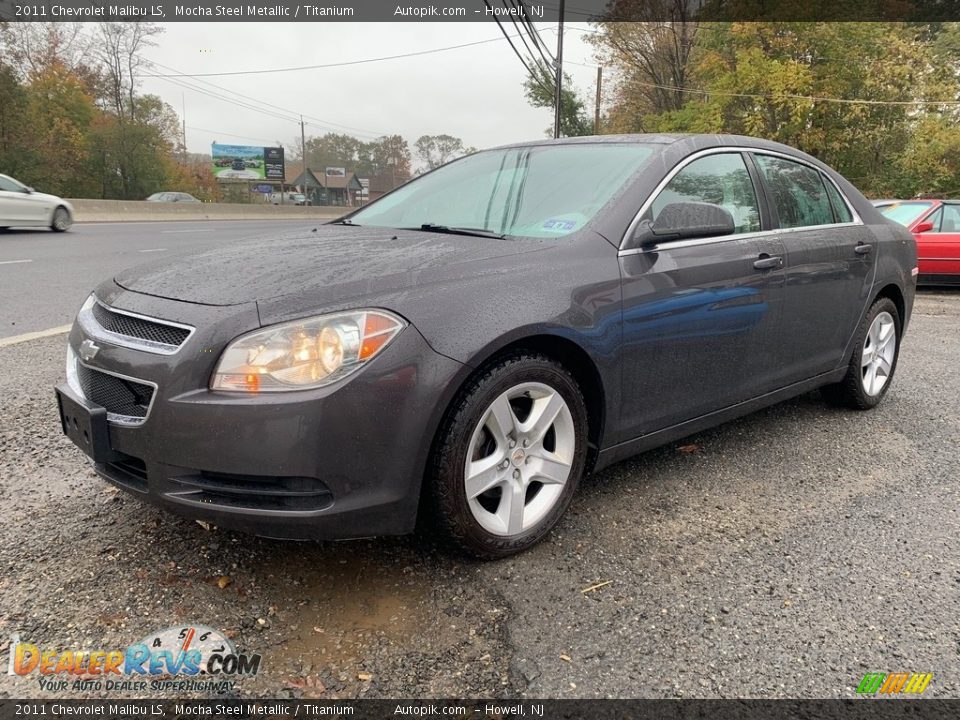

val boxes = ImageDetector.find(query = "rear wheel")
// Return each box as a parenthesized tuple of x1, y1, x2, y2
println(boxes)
(821, 297, 901, 410)
(50, 207, 71, 232)
(429, 354, 588, 558)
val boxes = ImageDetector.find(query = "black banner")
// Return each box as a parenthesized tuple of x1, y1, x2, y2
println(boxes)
(1, 700, 960, 720)
(2, 0, 960, 22)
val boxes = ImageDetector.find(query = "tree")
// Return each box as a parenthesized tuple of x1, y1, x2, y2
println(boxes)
(523, 62, 594, 137)
(361, 134, 412, 179)
(414, 134, 476, 171)
(19, 61, 98, 197)
(599, 21, 960, 198)
(586, 16, 700, 132)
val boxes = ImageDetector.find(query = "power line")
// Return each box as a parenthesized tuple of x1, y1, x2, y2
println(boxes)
(145, 58, 388, 138)
(484, 0, 553, 95)
(626, 78, 960, 107)
(186, 126, 280, 145)
(142, 33, 533, 79)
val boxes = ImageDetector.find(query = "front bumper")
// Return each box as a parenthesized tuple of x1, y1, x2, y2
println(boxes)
(60, 283, 464, 540)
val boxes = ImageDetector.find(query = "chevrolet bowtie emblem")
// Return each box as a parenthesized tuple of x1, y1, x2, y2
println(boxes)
(78, 339, 100, 362)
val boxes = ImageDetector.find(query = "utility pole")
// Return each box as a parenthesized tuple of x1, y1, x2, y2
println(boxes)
(181, 92, 187, 163)
(300, 115, 307, 203)
(553, 0, 565, 139)
(595, 66, 602, 134)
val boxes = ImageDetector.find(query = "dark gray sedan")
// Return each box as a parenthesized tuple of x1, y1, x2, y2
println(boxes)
(55, 135, 917, 558)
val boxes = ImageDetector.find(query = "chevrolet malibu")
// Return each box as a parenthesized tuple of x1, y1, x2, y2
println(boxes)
(56, 135, 917, 558)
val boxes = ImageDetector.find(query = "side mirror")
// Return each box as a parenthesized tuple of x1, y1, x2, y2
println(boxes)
(631, 201, 735, 248)
(24, 187, 34, 194)
(914, 220, 934, 233)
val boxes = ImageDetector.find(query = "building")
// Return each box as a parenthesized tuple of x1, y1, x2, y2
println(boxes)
(286, 167, 364, 207)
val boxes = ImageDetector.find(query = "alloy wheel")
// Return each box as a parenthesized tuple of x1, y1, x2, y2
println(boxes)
(861, 311, 896, 396)
(464, 382, 575, 537)
(53, 208, 70, 231)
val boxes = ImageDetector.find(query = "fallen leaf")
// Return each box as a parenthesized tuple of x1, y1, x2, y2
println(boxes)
(357, 672, 372, 681)
(195, 520, 212, 531)
(560, 654, 572, 662)
(216, 575, 231, 589)
(285, 675, 325, 696)
(677, 444, 699, 454)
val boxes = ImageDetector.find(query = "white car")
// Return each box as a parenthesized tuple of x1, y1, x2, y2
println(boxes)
(0, 174, 74, 232)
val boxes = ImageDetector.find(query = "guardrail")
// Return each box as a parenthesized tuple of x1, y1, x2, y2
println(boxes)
(67, 199, 347, 223)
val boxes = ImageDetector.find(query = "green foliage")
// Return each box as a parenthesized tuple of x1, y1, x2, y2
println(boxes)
(0, 23, 186, 200)
(595, 21, 960, 198)
(413, 134, 476, 171)
(300, 132, 414, 180)
(523, 61, 594, 138)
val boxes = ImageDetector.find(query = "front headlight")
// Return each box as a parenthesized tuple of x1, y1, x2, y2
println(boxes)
(211, 309, 406, 392)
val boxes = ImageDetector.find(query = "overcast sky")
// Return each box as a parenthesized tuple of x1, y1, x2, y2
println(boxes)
(140, 22, 600, 157)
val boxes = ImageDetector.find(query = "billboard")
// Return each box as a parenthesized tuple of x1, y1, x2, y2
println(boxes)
(212, 144, 285, 181)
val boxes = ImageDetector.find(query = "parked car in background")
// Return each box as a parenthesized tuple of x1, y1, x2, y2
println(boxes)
(0, 173, 73, 232)
(146, 192, 201, 203)
(269, 191, 310, 206)
(231, 158, 247, 171)
(55, 134, 916, 558)
(876, 199, 960, 284)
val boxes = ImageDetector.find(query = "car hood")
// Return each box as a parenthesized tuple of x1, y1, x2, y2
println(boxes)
(114, 225, 550, 307)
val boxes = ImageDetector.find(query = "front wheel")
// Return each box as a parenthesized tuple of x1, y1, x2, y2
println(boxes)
(822, 297, 901, 410)
(50, 207, 72, 232)
(429, 354, 588, 558)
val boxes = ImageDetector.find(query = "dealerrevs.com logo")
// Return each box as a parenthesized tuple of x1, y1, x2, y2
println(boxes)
(856, 672, 934, 695)
(8, 625, 261, 694)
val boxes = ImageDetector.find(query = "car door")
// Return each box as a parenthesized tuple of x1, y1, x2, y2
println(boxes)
(751, 153, 875, 384)
(618, 151, 786, 438)
(0, 175, 34, 224)
(916, 203, 960, 279)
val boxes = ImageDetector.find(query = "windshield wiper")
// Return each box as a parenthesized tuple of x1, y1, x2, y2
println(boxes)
(330, 219, 361, 226)
(413, 223, 505, 239)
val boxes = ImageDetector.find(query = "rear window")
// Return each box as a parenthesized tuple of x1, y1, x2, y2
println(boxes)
(880, 202, 934, 228)
(754, 155, 835, 229)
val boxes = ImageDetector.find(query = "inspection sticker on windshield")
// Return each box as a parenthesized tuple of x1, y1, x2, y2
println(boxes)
(542, 218, 578, 232)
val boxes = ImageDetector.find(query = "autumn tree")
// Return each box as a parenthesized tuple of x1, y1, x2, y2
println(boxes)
(414, 134, 476, 171)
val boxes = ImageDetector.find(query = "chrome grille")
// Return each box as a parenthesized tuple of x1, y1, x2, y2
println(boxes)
(90, 302, 190, 348)
(77, 364, 154, 421)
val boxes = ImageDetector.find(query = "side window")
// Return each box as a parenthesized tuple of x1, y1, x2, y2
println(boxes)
(0, 176, 20, 192)
(925, 207, 943, 232)
(755, 155, 835, 229)
(821, 175, 853, 223)
(939, 205, 960, 233)
(651, 153, 760, 234)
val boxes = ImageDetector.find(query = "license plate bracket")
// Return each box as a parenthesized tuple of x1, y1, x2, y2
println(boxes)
(55, 384, 121, 464)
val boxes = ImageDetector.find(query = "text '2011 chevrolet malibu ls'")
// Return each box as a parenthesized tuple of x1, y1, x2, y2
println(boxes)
(55, 134, 917, 558)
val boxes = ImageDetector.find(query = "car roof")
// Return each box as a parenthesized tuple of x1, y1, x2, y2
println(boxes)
(484, 133, 832, 169)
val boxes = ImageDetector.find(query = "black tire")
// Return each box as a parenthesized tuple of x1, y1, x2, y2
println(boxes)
(50, 206, 71, 232)
(821, 297, 901, 410)
(428, 353, 589, 559)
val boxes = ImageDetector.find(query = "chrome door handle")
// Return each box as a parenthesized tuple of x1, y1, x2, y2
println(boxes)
(855, 243, 873, 255)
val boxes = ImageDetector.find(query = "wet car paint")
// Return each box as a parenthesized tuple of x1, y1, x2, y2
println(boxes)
(59, 134, 917, 539)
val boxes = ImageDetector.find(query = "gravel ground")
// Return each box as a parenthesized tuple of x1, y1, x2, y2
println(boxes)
(0, 290, 957, 700)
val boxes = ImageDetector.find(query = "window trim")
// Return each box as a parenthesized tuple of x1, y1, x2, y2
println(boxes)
(924, 203, 960, 235)
(619, 146, 862, 255)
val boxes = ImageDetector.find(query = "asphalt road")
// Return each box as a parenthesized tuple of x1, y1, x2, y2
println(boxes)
(0, 279, 957, 699)
(0, 220, 323, 339)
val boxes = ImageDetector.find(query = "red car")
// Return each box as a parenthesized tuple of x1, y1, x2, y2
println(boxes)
(876, 199, 960, 284)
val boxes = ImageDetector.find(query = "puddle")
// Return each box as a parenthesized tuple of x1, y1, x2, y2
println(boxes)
(252, 544, 432, 688)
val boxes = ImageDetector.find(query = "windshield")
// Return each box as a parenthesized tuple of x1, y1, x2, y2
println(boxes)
(880, 201, 933, 227)
(349, 143, 657, 238)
